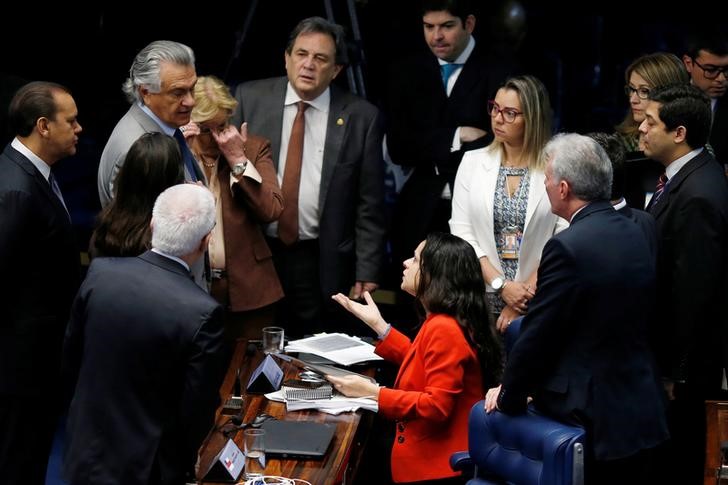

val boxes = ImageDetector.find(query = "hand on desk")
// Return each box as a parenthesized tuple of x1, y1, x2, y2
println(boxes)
(327, 374, 381, 401)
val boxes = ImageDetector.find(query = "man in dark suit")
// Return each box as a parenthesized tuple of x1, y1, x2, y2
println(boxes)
(682, 29, 728, 169)
(231, 17, 386, 334)
(0, 81, 82, 484)
(386, 0, 512, 273)
(485, 133, 668, 484)
(97, 40, 202, 208)
(640, 83, 728, 483)
(62, 184, 226, 485)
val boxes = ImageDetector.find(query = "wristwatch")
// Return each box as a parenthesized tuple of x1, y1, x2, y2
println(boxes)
(490, 276, 505, 293)
(231, 160, 248, 177)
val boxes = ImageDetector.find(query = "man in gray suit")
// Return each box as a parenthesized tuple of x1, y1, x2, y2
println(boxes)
(97, 40, 202, 207)
(231, 17, 386, 334)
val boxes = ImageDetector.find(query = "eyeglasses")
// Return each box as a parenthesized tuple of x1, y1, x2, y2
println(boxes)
(691, 57, 728, 80)
(488, 100, 523, 123)
(624, 85, 651, 100)
(198, 122, 229, 135)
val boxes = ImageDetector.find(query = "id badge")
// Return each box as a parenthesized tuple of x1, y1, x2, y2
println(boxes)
(500, 225, 522, 260)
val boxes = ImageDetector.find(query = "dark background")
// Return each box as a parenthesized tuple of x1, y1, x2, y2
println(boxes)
(0, 0, 707, 249)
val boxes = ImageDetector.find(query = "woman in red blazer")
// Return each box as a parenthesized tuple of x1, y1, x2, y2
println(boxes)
(330, 232, 502, 484)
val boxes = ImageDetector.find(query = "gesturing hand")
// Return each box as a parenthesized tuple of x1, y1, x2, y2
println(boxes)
(331, 291, 387, 336)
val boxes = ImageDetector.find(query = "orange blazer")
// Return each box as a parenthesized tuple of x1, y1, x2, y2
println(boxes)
(377, 314, 484, 483)
(216, 134, 284, 311)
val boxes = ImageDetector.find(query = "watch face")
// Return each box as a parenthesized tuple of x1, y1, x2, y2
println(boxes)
(491, 277, 504, 290)
(233, 164, 245, 175)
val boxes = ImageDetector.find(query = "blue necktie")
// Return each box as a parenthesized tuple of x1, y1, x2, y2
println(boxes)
(48, 170, 70, 220)
(173, 129, 200, 183)
(440, 63, 462, 90)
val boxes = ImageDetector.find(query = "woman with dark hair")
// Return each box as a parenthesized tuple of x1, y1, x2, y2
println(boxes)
(89, 132, 184, 258)
(330, 232, 502, 484)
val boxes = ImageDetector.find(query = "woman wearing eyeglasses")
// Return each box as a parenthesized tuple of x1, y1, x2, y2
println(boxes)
(615, 52, 688, 153)
(450, 75, 565, 333)
(181, 75, 284, 342)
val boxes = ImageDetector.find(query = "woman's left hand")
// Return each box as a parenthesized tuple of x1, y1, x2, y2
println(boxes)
(326, 375, 380, 400)
(501, 281, 534, 313)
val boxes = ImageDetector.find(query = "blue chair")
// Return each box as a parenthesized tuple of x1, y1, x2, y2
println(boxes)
(451, 401, 585, 485)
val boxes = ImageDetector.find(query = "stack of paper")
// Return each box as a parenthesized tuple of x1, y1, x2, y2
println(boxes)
(265, 389, 378, 415)
(285, 333, 383, 365)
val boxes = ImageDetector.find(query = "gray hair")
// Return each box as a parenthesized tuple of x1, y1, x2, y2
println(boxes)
(122, 40, 195, 103)
(544, 133, 612, 202)
(151, 184, 215, 257)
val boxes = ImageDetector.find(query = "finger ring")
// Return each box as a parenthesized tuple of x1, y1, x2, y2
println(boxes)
(180, 126, 186, 132)
(506, 320, 511, 327)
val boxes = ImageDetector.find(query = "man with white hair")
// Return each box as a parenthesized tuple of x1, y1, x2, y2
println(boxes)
(484, 134, 668, 484)
(62, 184, 226, 485)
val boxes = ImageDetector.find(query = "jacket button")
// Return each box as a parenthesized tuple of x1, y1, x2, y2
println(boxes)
(397, 423, 405, 432)
(397, 435, 405, 444)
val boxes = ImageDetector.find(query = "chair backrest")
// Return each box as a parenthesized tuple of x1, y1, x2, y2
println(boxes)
(465, 401, 585, 485)
(504, 316, 523, 356)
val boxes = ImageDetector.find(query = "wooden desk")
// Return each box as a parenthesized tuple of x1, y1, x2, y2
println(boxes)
(197, 340, 374, 484)
(705, 401, 728, 485)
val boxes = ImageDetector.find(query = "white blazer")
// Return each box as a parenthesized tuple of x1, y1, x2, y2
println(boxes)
(450, 146, 567, 292)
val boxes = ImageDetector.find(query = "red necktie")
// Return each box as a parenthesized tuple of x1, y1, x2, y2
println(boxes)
(278, 101, 309, 246)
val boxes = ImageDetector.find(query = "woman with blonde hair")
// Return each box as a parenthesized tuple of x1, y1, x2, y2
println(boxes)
(615, 52, 689, 152)
(181, 75, 283, 341)
(450, 75, 565, 333)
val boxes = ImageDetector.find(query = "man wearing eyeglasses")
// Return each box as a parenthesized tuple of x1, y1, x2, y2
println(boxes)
(386, 0, 513, 288)
(682, 30, 728, 168)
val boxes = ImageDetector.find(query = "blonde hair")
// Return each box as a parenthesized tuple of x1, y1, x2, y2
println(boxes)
(488, 75, 553, 170)
(191, 75, 238, 123)
(615, 52, 689, 138)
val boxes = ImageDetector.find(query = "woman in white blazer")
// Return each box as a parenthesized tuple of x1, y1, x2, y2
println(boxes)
(450, 75, 567, 332)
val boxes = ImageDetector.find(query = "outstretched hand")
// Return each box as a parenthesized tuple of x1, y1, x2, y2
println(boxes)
(331, 291, 388, 336)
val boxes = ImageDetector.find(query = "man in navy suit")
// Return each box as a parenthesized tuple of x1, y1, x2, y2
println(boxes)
(0, 81, 82, 484)
(231, 17, 386, 334)
(640, 83, 728, 483)
(63, 184, 226, 485)
(485, 134, 668, 484)
(386, 0, 512, 275)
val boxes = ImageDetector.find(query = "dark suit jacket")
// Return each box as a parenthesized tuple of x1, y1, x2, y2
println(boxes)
(0, 143, 79, 397)
(215, 134, 284, 311)
(498, 201, 669, 460)
(648, 149, 728, 389)
(711, 97, 727, 167)
(62, 251, 226, 485)
(385, 44, 511, 258)
(231, 77, 386, 295)
(617, 204, 657, 261)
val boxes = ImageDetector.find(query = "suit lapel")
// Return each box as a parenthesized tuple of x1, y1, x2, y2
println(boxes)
(266, 78, 288, 170)
(319, 85, 347, 209)
(4, 145, 70, 222)
(649, 151, 708, 220)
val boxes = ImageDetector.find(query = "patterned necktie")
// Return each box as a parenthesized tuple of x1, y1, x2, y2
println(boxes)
(278, 101, 309, 246)
(648, 172, 669, 209)
(48, 170, 70, 220)
(440, 63, 463, 90)
(173, 129, 200, 183)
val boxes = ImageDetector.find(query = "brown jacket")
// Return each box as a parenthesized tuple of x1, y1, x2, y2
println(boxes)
(216, 134, 284, 311)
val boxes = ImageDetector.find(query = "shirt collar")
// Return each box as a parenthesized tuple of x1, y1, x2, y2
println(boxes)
(612, 198, 628, 211)
(11, 137, 51, 181)
(666, 147, 703, 180)
(139, 102, 176, 136)
(284, 83, 330, 113)
(437, 35, 475, 67)
(151, 248, 190, 271)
